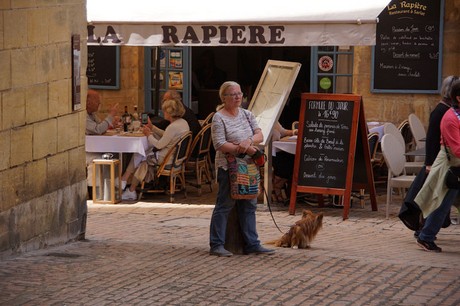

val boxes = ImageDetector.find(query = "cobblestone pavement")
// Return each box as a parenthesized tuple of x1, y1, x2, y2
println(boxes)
(1, 185, 459, 306)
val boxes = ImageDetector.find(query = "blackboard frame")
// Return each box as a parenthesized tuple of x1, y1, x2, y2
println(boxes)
(371, 0, 445, 94)
(87, 45, 121, 90)
(288, 93, 377, 220)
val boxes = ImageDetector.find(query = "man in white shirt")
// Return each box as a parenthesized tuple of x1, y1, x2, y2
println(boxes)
(85, 89, 119, 195)
(86, 89, 119, 135)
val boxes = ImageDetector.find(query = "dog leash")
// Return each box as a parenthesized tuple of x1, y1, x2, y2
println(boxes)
(263, 187, 285, 233)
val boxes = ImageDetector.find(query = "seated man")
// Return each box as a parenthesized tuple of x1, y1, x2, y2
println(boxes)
(86, 89, 119, 135)
(86, 89, 119, 194)
(163, 90, 201, 139)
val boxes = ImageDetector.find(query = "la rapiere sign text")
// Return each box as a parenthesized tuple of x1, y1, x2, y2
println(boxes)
(87, 25, 286, 45)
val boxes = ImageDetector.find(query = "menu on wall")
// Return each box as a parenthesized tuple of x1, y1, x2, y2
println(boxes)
(297, 100, 354, 189)
(372, 0, 443, 92)
(87, 45, 120, 89)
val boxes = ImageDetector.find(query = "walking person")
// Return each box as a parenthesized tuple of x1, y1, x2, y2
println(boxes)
(400, 76, 459, 235)
(415, 78, 460, 252)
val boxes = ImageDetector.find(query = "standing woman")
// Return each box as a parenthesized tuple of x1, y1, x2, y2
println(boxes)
(209, 81, 274, 257)
(415, 79, 460, 252)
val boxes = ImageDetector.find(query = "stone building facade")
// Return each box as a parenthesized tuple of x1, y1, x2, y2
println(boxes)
(0, 1, 88, 256)
(0, 0, 458, 257)
(354, 0, 460, 126)
(95, 0, 460, 130)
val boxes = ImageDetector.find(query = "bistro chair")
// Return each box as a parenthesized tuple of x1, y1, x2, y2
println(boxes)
(408, 113, 426, 163)
(292, 121, 299, 131)
(138, 132, 193, 202)
(408, 113, 426, 149)
(368, 132, 380, 166)
(383, 122, 423, 174)
(199, 111, 215, 127)
(185, 123, 213, 196)
(398, 119, 416, 154)
(381, 133, 417, 219)
(199, 113, 216, 179)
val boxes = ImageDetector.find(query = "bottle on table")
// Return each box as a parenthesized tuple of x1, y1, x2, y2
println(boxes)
(122, 105, 132, 132)
(132, 105, 142, 131)
(132, 105, 139, 122)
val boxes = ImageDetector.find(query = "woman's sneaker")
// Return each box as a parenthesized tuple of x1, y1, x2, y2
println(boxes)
(122, 189, 137, 201)
(416, 238, 442, 252)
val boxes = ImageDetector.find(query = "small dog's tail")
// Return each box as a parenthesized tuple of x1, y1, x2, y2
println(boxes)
(264, 239, 279, 245)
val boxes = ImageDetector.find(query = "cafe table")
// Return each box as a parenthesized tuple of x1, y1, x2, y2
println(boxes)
(260, 136, 297, 205)
(86, 131, 149, 167)
(272, 135, 297, 156)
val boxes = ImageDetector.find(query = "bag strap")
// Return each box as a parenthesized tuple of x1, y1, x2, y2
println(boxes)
(443, 139, 452, 162)
(243, 110, 255, 136)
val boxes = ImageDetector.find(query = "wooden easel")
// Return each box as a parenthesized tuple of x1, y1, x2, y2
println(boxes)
(288, 93, 377, 220)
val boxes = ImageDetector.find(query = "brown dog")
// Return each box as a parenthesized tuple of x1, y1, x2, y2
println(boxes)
(267, 209, 323, 249)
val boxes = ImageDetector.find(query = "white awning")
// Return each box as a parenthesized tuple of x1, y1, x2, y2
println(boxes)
(87, 0, 389, 46)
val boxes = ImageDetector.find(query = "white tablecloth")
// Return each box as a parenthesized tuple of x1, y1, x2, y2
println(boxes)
(367, 122, 385, 141)
(272, 123, 384, 156)
(86, 135, 149, 166)
(272, 136, 297, 156)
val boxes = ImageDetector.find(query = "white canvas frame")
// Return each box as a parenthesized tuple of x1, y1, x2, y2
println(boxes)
(247, 60, 301, 146)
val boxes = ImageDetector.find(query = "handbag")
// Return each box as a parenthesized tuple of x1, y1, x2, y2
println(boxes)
(399, 166, 426, 231)
(443, 131, 460, 189)
(445, 166, 460, 189)
(226, 153, 261, 199)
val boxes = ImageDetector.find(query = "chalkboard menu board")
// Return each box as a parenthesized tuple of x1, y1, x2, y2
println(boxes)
(289, 93, 377, 220)
(87, 45, 120, 89)
(297, 100, 354, 189)
(372, 0, 443, 93)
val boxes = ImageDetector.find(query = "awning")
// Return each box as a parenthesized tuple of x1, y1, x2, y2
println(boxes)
(87, 0, 389, 46)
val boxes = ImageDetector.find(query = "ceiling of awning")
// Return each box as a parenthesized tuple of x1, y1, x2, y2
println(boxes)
(87, 0, 390, 46)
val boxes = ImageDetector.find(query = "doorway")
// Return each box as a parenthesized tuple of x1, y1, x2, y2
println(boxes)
(191, 46, 311, 127)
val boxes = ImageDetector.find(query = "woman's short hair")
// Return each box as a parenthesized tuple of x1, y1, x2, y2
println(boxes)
(162, 99, 185, 118)
(441, 75, 459, 102)
(216, 81, 239, 110)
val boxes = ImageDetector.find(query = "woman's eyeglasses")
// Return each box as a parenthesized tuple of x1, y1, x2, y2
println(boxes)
(224, 92, 243, 98)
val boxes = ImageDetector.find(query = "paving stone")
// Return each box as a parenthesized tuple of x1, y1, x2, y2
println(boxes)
(0, 187, 459, 305)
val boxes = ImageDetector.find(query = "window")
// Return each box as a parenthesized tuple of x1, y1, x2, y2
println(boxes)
(310, 46, 353, 94)
(144, 47, 191, 114)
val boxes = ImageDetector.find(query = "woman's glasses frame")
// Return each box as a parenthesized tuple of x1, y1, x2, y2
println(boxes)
(224, 92, 244, 98)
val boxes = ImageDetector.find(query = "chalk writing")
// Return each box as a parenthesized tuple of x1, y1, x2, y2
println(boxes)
(297, 100, 354, 189)
(373, 0, 441, 91)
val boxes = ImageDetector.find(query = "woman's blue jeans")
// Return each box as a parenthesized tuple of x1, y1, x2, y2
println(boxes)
(209, 168, 260, 251)
(419, 188, 458, 242)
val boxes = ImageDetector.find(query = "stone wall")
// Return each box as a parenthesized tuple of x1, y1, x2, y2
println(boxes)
(354, 0, 460, 127)
(0, 1, 88, 257)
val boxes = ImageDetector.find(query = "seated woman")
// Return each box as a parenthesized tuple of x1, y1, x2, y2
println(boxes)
(272, 121, 297, 204)
(121, 99, 190, 200)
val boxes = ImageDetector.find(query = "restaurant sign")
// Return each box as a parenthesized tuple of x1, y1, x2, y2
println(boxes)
(87, 23, 376, 46)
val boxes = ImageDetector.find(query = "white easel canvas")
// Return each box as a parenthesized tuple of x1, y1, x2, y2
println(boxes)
(247, 60, 301, 146)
